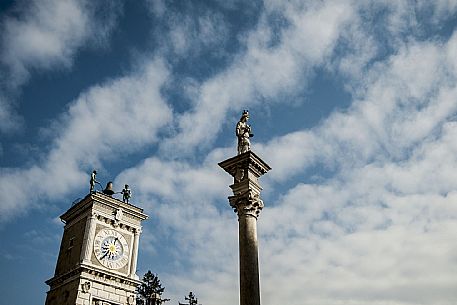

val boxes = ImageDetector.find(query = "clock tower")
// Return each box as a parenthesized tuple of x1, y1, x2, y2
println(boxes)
(45, 191, 148, 305)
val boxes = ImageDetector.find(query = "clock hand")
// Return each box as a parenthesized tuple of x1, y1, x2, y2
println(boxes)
(113, 237, 120, 250)
(99, 241, 112, 260)
(100, 250, 109, 260)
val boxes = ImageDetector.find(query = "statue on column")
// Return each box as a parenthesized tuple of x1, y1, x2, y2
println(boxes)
(236, 110, 253, 155)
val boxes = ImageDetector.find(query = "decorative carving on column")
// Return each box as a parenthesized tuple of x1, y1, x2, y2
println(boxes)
(229, 189, 264, 219)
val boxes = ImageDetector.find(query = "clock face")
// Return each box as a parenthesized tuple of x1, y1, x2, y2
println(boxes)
(94, 229, 129, 270)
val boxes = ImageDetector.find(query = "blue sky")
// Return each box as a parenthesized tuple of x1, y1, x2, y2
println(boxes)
(1, 1, 457, 304)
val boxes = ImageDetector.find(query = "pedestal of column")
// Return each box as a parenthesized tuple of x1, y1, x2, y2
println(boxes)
(219, 151, 271, 305)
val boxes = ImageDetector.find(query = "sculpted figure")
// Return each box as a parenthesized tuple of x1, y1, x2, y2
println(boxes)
(121, 184, 132, 203)
(236, 110, 253, 155)
(90, 170, 98, 193)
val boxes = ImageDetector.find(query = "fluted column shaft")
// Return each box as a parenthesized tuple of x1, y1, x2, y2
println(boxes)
(81, 212, 97, 264)
(130, 227, 141, 278)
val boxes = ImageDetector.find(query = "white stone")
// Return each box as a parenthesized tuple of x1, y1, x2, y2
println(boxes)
(105, 285, 115, 293)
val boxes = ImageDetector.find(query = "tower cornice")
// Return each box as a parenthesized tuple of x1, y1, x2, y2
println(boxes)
(61, 192, 148, 225)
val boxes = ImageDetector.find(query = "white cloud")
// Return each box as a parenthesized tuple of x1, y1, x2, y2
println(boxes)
(115, 3, 457, 304)
(0, 0, 123, 133)
(146, 0, 166, 18)
(157, 7, 230, 59)
(258, 158, 457, 304)
(159, 0, 355, 155)
(257, 31, 457, 305)
(115, 154, 240, 304)
(417, 0, 457, 25)
(115, 156, 228, 206)
(0, 94, 23, 132)
(0, 58, 171, 223)
(1, 0, 122, 84)
(2, 1, 457, 304)
(251, 33, 457, 184)
(2, 0, 89, 83)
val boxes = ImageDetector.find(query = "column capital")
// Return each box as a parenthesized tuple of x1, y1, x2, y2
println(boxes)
(219, 151, 271, 219)
(229, 189, 264, 219)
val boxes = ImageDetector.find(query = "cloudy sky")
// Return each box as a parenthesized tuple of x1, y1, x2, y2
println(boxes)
(1, 0, 457, 304)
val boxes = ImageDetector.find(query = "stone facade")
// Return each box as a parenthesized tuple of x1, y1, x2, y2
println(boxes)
(45, 192, 148, 305)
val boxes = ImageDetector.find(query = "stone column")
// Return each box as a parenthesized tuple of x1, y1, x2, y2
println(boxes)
(81, 211, 97, 264)
(219, 151, 271, 305)
(236, 203, 261, 305)
(130, 227, 141, 278)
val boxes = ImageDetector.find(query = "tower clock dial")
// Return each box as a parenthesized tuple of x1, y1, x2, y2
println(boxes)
(94, 229, 129, 270)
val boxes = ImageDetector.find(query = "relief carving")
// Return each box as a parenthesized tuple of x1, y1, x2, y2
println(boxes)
(81, 281, 91, 293)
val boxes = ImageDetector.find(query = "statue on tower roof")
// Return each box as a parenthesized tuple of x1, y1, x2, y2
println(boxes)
(236, 110, 254, 155)
(179, 292, 200, 305)
(90, 170, 99, 193)
(122, 184, 132, 203)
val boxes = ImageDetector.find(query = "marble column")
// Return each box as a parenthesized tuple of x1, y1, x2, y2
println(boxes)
(219, 151, 271, 305)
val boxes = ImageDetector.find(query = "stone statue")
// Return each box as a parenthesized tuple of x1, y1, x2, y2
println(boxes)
(236, 110, 253, 155)
(121, 184, 132, 203)
(90, 170, 98, 193)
